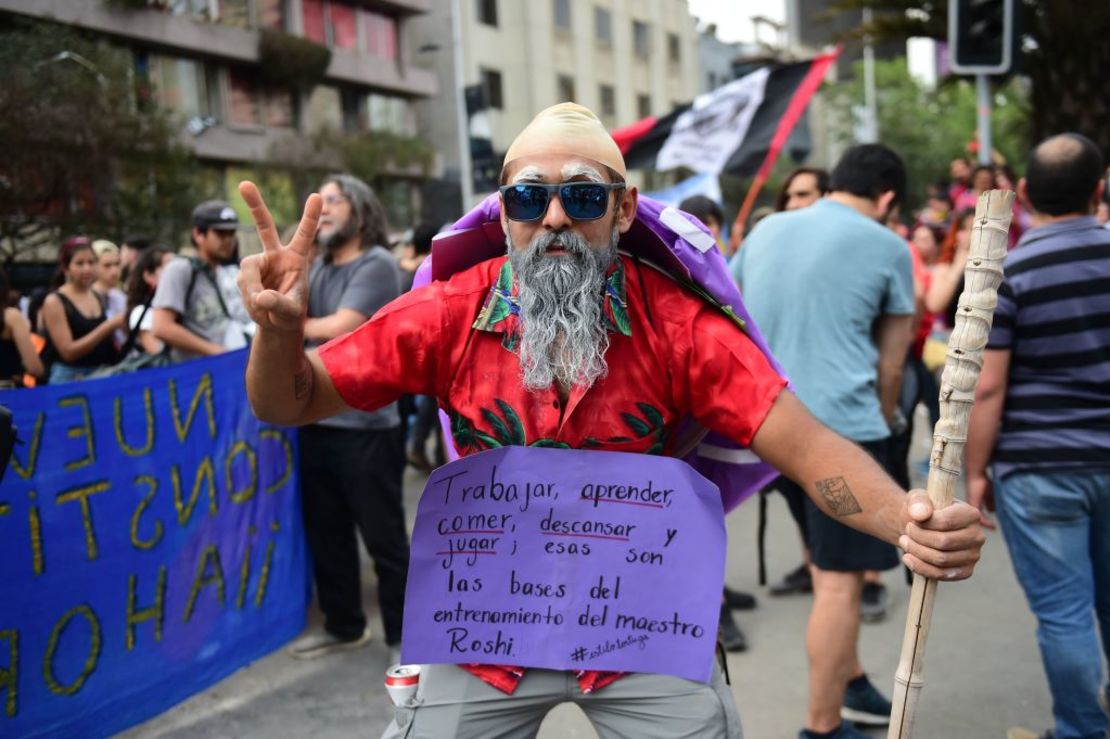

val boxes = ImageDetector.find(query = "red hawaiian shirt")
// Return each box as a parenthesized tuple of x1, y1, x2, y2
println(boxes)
(318, 254, 787, 695)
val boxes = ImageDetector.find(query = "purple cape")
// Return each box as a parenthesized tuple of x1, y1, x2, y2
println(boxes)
(413, 193, 789, 512)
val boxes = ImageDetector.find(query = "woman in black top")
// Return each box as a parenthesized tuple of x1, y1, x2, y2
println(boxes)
(40, 237, 125, 383)
(0, 270, 44, 387)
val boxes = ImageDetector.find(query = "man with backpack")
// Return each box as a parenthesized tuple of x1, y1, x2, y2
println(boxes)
(152, 200, 254, 362)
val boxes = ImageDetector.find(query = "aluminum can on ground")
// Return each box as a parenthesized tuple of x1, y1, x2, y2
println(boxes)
(385, 664, 421, 707)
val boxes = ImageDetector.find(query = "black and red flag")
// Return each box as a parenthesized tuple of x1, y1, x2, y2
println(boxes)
(611, 49, 840, 178)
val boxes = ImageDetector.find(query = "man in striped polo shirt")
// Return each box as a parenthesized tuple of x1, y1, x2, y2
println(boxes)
(966, 133, 1110, 739)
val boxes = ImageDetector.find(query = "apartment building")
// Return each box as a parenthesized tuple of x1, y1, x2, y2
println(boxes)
(410, 0, 700, 209)
(0, 0, 438, 230)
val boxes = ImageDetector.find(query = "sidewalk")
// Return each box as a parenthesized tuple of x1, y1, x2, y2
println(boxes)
(123, 418, 1050, 739)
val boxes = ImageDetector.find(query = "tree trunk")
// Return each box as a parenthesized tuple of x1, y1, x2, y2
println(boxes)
(1025, 2, 1110, 157)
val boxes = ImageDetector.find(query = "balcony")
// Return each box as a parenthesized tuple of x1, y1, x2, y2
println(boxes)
(0, 0, 435, 97)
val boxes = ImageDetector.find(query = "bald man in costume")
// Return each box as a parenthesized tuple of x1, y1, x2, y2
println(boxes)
(237, 103, 984, 739)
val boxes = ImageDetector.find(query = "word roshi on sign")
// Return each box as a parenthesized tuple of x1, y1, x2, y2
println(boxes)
(401, 446, 726, 683)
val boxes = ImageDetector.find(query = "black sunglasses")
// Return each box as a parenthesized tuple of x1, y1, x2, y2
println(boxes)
(499, 182, 625, 222)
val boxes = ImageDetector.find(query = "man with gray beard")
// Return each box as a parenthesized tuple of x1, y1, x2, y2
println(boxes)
(236, 104, 985, 739)
(285, 174, 410, 662)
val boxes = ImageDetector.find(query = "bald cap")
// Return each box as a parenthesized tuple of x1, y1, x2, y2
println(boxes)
(502, 103, 627, 181)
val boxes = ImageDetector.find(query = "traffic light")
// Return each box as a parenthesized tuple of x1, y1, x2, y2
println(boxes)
(949, 0, 1015, 74)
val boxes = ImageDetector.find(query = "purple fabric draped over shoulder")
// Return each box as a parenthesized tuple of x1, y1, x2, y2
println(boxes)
(411, 193, 789, 512)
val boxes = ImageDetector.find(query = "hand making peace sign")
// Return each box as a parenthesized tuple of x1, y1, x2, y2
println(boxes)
(236, 181, 322, 333)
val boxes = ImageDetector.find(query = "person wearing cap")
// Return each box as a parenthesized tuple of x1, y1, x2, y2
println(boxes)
(151, 200, 254, 362)
(234, 103, 985, 739)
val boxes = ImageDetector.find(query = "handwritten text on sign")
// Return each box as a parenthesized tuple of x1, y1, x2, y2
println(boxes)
(401, 446, 726, 683)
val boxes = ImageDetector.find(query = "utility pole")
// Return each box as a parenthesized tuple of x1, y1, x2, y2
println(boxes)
(450, 0, 474, 209)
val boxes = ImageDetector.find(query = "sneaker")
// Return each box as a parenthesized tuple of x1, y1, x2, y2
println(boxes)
(797, 721, 871, 738)
(860, 582, 889, 622)
(288, 626, 371, 660)
(1006, 729, 1052, 739)
(770, 563, 813, 596)
(718, 602, 747, 652)
(723, 586, 758, 611)
(841, 674, 892, 726)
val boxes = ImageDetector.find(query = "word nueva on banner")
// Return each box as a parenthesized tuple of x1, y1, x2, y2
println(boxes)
(402, 447, 724, 683)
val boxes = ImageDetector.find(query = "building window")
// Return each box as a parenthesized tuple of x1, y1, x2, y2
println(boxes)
(636, 93, 650, 119)
(301, 0, 326, 43)
(306, 85, 343, 133)
(633, 20, 650, 57)
(214, 0, 250, 28)
(341, 88, 363, 133)
(478, 0, 498, 27)
(255, 0, 285, 29)
(599, 84, 615, 118)
(668, 32, 680, 63)
(329, 2, 357, 49)
(553, 0, 571, 29)
(595, 6, 611, 44)
(367, 93, 415, 135)
(228, 68, 293, 127)
(480, 68, 504, 110)
(147, 54, 222, 121)
(301, 0, 363, 49)
(557, 74, 575, 102)
(363, 10, 398, 60)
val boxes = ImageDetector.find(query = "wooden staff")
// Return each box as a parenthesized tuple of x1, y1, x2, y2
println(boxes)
(887, 189, 1015, 739)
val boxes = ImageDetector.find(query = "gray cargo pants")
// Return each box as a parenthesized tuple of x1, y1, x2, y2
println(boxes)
(381, 663, 743, 739)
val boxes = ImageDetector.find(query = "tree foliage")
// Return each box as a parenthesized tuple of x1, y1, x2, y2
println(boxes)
(827, 0, 1110, 157)
(826, 58, 1030, 209)
(0, 18, 203, 263)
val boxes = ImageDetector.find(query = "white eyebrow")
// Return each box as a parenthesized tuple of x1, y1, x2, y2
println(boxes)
(511, 166, 547, 184)
(561, 163, 604, 182)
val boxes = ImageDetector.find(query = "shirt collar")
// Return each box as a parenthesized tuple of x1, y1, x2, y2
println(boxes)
(473, 257, 631, 340)
(1018, 215, 1101, 247)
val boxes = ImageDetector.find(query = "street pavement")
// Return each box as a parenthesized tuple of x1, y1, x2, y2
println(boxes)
(123, 410, 1051, 739)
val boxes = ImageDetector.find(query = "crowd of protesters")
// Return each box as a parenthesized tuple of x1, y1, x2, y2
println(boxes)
(1, 130, 1107, 739)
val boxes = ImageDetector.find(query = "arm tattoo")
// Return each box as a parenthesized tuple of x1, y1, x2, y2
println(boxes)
(815, 476, 863, 516)
(293, 365, 314, 401)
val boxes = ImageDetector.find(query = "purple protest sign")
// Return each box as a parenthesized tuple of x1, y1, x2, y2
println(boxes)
(400, 446, 725, 683)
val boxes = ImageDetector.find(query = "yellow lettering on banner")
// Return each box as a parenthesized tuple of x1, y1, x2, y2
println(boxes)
(0, 502, 8, 517)
(8, 412, 43, 480)
(43, 605, 101, 696)
(171, 458, 217, 526)
(255, 520, 279, 608)
(0, 629, 16, 718)
(226, 441, 258, 505)
(55, 481, 109, 562)
(168, 374, 216, 443)
(184, 545, 226, 623)
(236, 527, 256, 609)
(59, 396, 95, 472)
(126, 568, 166, 651)
(260, 430, 293, 494)
(130, 476, 163, 551)
(114, 388, 155, 456)
(28, 493, 43, 576)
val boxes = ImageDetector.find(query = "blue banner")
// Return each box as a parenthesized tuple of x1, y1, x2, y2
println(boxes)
(0, 350, 308, 738)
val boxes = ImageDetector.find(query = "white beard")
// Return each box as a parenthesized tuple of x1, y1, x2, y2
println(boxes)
(507, 226, 619, 391)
